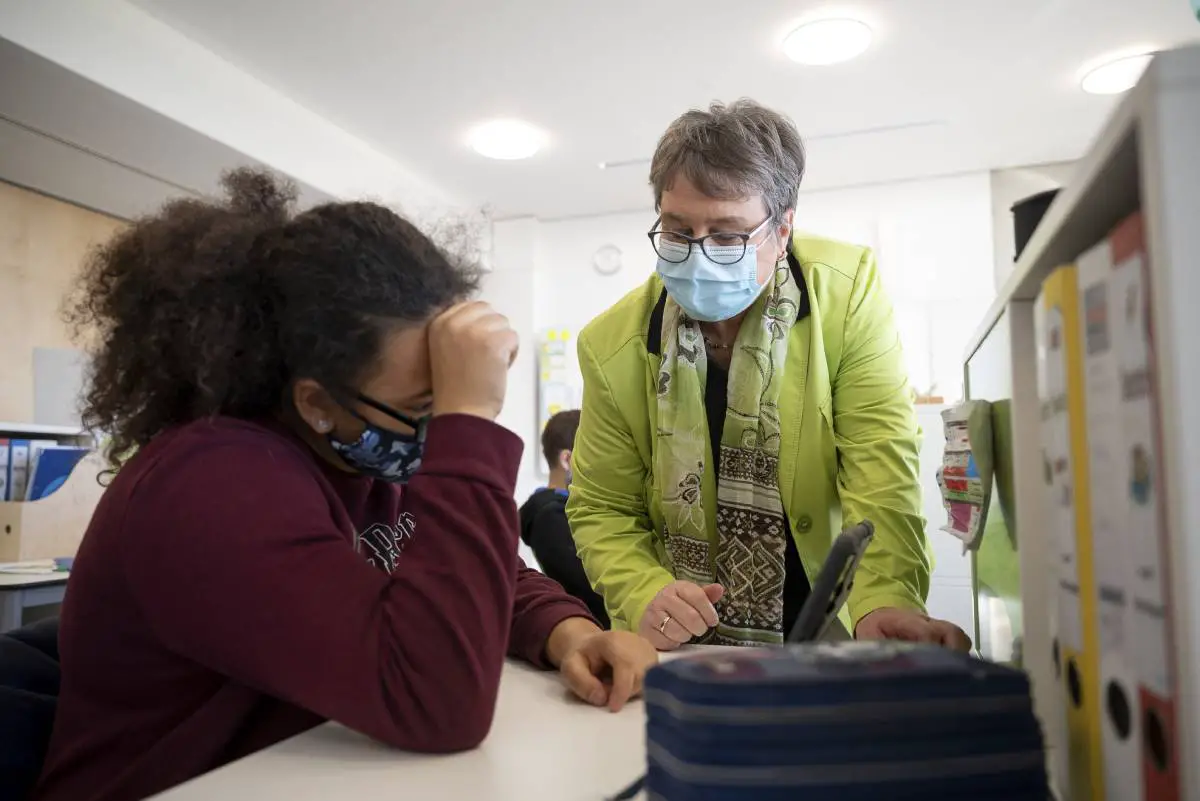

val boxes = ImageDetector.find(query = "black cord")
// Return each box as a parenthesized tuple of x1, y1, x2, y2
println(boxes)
(606, 774, 645, 800)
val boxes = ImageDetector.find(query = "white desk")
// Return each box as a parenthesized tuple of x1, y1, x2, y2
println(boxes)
(151, 659, 650, 801)
(0, 571, 68, 631)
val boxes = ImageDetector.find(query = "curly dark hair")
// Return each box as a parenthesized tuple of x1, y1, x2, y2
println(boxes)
(69, 168, 481, 469)
(540, 409, 581, 467)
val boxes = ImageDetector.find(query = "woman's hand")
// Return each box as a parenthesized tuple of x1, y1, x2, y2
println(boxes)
(855, 607, 973, 652)
(638, 581, 724, 651)
(546, 618, 658, 712)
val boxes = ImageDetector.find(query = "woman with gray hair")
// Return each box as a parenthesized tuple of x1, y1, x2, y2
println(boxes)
(566, 99, 970, 651)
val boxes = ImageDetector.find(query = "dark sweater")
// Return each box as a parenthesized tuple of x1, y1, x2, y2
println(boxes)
(519, 489, 610, 628)
(34, 415, 591, 801)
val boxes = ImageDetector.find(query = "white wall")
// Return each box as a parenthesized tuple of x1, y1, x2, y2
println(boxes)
(794, 172, 996, 404)
(482, 218, 539, 565)
(989, 161, 1077, 290)
(533, 210, 657, 335)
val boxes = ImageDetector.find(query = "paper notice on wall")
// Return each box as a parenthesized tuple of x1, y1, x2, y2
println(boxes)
(535, 328, 580, 477)
(938, 401, 994, 551)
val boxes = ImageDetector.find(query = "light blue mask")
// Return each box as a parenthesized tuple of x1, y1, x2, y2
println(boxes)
(655, 240, 767, 322)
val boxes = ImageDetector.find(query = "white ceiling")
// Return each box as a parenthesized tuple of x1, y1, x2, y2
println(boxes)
(129, 0, 1200, 220)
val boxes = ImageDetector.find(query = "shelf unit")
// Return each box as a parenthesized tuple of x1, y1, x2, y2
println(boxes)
(963, 46, 1200, 798)
(0, 420, 101, 562)
(0, 421, 86, 438)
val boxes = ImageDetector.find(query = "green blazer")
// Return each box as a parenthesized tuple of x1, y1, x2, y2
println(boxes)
(566, 232, 932, 633)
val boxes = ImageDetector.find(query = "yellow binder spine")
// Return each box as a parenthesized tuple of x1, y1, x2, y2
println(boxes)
(1039, 264, 1104, 801)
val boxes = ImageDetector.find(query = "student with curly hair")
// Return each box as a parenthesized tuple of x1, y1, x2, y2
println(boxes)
(33, 170, 656, 801)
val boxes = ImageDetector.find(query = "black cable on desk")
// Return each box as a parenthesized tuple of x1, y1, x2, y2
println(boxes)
(606, 774, 644, 800)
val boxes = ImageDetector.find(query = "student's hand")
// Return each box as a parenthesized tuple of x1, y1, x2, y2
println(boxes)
(429, 301, 519, 421)
(549, 621, 659, 712)
(854, 607, 972, 652)
(638, 581, 724, 651)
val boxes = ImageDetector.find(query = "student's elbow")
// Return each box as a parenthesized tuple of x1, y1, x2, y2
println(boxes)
(376, 672, 501, 753)
(396, 709, 496, 754)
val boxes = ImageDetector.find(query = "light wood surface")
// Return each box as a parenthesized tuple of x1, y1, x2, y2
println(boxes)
(0, 181, 123, 422)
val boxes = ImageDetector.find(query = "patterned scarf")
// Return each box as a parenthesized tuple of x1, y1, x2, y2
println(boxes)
(655, 260, 802, 646)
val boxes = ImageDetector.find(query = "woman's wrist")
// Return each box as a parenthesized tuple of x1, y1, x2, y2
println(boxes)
(544, 616, 602, 668)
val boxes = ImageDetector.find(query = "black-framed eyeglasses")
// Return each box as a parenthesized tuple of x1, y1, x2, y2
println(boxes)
(648, 215, 772, 265)
(342, 390, 428, 436)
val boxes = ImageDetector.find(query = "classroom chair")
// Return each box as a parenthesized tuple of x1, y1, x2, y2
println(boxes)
(0, 618, 61, 801)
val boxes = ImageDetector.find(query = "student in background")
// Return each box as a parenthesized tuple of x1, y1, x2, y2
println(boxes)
(519, 411, 609, 628)
(34, 170, 656, 801)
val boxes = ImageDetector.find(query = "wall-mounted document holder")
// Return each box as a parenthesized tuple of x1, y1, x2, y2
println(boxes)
(936, 400, 994, 553)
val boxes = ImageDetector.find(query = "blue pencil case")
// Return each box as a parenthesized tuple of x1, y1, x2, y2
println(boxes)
(642, 642, 1049, 801)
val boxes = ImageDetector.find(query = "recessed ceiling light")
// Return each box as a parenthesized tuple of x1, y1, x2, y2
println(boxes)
(597, 158, 650, 171)
(1080, 53, 1154, 95)
(468, 119, 545, 160)
(782, 18, 873, 65)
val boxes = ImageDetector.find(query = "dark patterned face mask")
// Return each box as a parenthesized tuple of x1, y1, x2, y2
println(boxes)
(328, 392, 428, 484)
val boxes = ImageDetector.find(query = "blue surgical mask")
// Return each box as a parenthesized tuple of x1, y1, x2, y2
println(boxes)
(655, 239, 767, 322)
(327, 392, 428, 484)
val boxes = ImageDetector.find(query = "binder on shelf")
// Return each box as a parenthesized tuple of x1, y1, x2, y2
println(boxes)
(1036, 304, 1072, 800)
(1077, 238, 1140, 801)
(7, 439, 31, 502)
(1, 438, 65, 502)
(0, 439, 8, 501)
(1036, 264, 1103, 801)
(26, 445, 90, 501)
(1109, 213, 1181, 801)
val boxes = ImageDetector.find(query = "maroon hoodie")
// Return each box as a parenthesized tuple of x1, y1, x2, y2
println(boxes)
(34, 414, 592, 801)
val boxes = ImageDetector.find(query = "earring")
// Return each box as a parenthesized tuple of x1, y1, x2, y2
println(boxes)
(317, 420, 331, 432)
